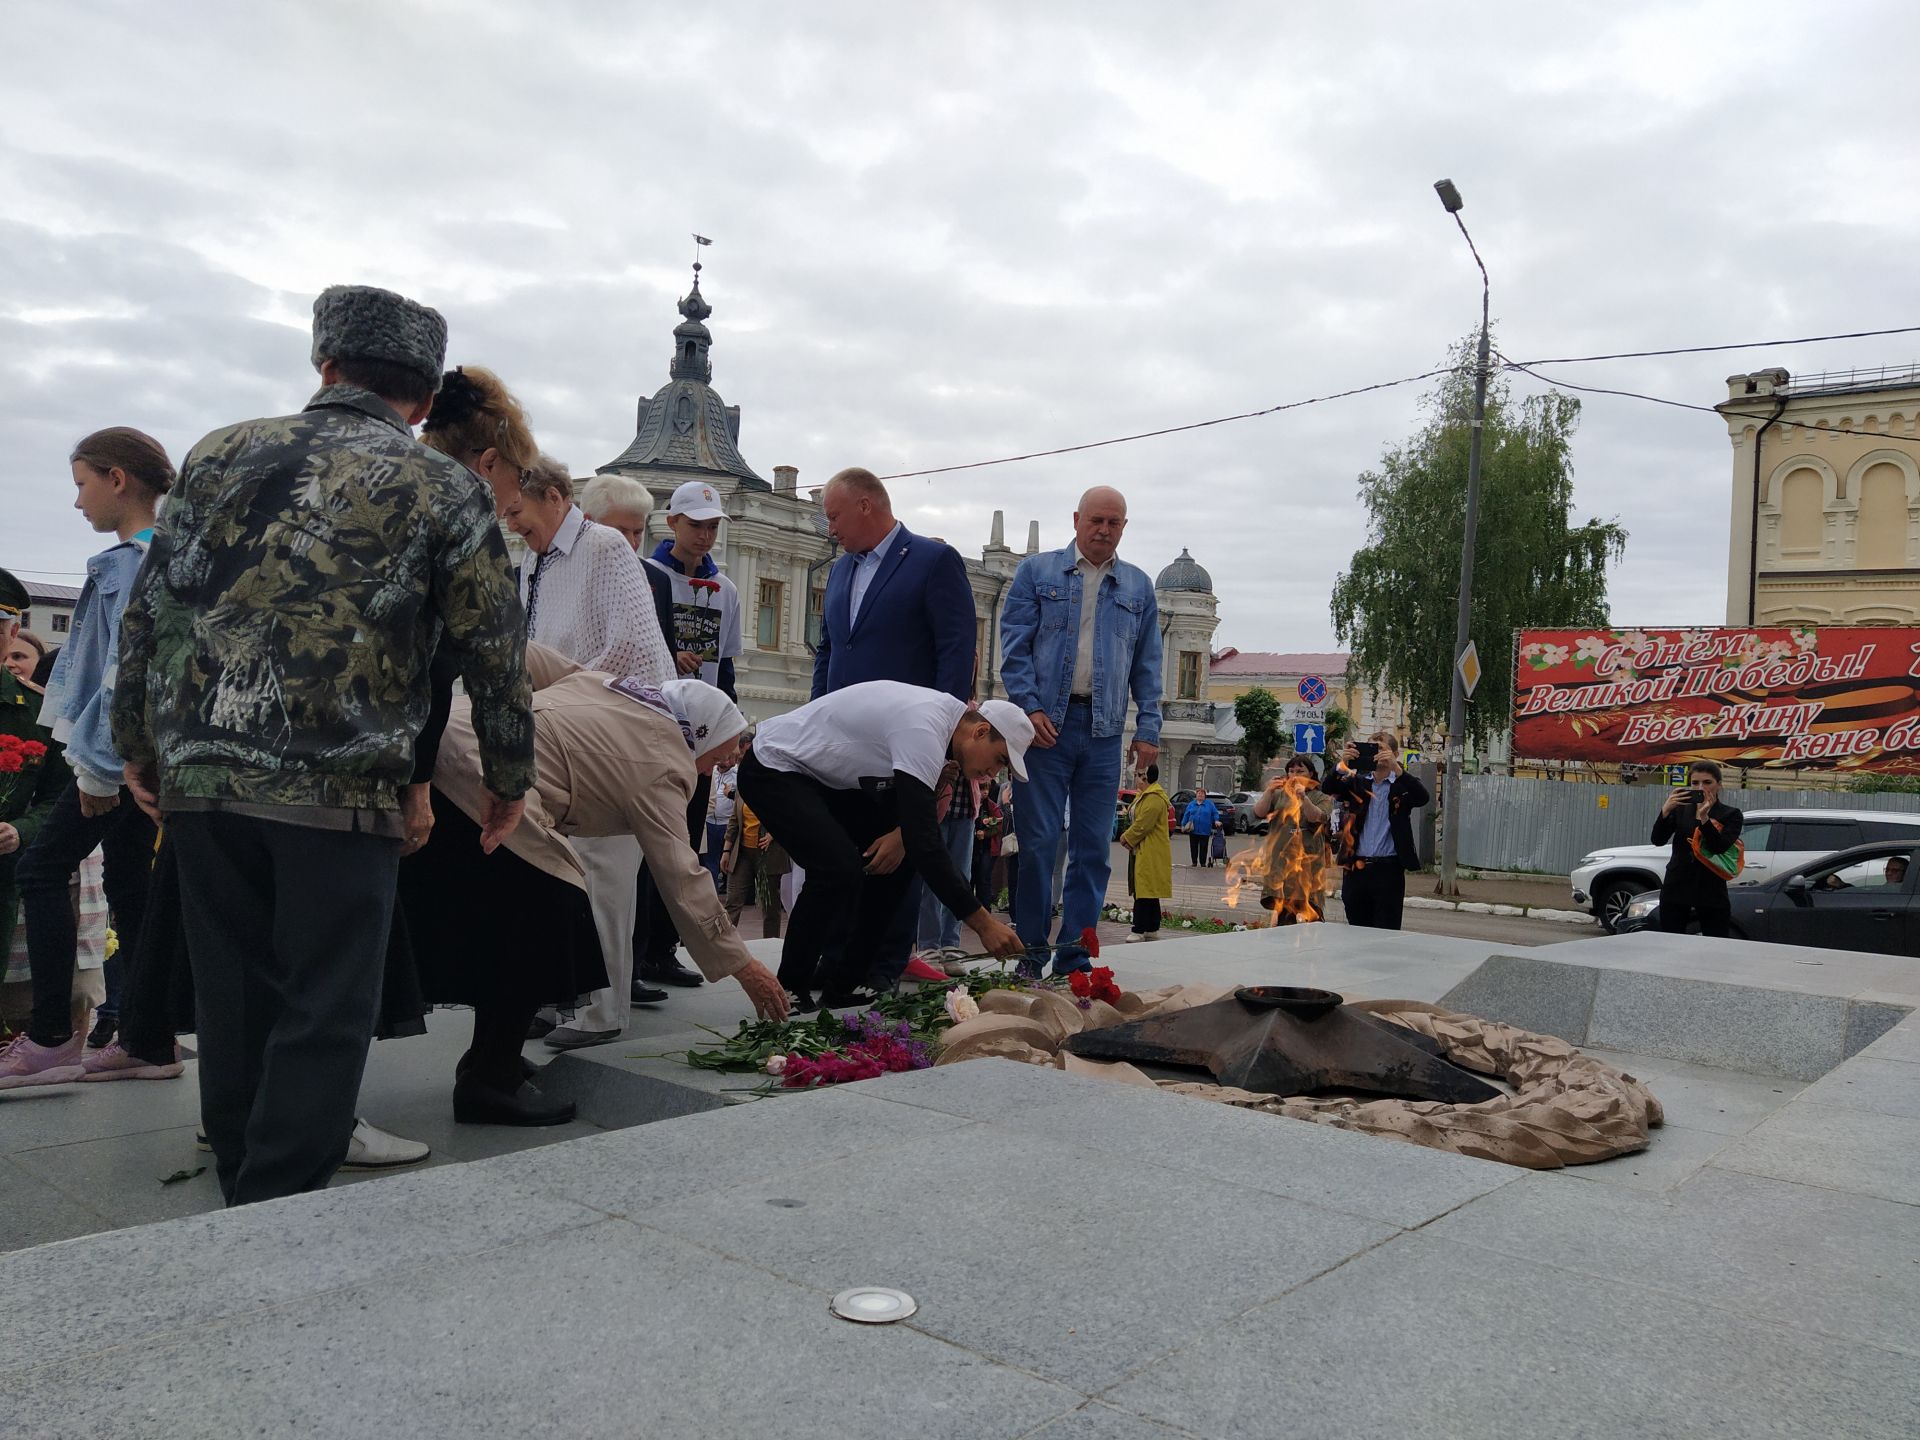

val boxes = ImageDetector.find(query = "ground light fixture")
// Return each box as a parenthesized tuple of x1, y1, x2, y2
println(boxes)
(830, 1286, 918, 1324)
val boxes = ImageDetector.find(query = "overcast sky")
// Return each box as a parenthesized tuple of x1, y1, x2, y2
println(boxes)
(5, 1, 1917, 652)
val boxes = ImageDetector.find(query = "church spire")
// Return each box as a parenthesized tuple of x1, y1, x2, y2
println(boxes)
(669, 261, 713, 383)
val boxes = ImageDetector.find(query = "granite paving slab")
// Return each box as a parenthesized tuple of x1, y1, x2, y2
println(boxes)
(0, 1156, 110, 1254)
(641, 1123, 1395, 1392)
(6, 1124, 225, 1233)
(1712, 1100, 1920, 1206)
(1436, 951, 1598, 1042)
(1101, 1231, 1920, 1440)
(1426, 1166, 1920, 1355)
(1859, 1017, 1920, 1065)
(974, 1073, 1518, 1229)
(0, 1064, 202, 1150)
(0, 1220, 1083, 1440)
(470, 1085, 970, 1217)
(1553, 1123, 1737, 1194)
(1585, 968, 1850, 1079)
(1795, 1056, 1920, 1119)
(1579, 1048, 1804, 1136)
(1022, 1402, 1197, 1439)
(0, 1160, 603, 1372)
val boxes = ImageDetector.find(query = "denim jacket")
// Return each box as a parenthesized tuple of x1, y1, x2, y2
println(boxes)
(39, 535, 149, 796)
(998, 546, 1162, 744)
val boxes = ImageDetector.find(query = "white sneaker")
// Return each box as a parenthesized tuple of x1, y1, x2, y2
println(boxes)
(1142, 931, 1162, 942)
(1125, 932, 1145, 943)
(342, 1118, 431, 1171)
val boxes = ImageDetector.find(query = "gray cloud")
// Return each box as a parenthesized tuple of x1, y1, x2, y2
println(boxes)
(5, 0, 1918, 653)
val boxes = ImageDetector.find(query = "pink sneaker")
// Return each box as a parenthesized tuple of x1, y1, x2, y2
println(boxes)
(82, 1040, 186, 1082)
(902, 955, 950, 983)
(0, 1032, 86, 1089)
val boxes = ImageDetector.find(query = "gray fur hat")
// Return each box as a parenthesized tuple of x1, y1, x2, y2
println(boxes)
(310, 284, 448, 388)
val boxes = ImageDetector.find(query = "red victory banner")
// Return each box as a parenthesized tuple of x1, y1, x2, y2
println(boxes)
(1511, 626, 1920, 774)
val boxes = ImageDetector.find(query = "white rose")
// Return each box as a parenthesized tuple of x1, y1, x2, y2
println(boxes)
(765, 1054, 787, 1075)
(944, 988, 980, 1024)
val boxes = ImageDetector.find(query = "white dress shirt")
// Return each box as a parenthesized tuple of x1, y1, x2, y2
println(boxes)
(1067, 543, 1114, 697)
(847, 521, 903, 626)
(751, 680, 966, 791)
(521, 505, 674, 685)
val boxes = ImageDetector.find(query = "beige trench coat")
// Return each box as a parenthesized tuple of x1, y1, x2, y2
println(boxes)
(433, 643, 750, 982)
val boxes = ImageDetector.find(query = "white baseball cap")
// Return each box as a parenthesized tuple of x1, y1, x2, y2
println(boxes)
(976, 699, 1036, 781)
(667, 481, 726, 521)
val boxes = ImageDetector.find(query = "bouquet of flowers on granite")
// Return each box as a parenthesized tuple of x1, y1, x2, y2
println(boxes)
(1067, 966, 1123, 1007)
(775, 1012, 932, 1088)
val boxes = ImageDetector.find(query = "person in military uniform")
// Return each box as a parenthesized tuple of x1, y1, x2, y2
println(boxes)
(112, 284, 537, 1207)
(0, 568, 73, 1040)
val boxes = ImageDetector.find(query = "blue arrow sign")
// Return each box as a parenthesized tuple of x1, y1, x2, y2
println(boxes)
(1293, 723, 1325, 754)
(1298, 676, 1327, 706)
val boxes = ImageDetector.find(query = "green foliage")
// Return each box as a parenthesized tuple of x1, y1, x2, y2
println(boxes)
(1847, 773, 1920, 794)
(1330, 334, 1626, 750)
(1232, 687, 1285, 788)
(1323, 703, 1353, 754)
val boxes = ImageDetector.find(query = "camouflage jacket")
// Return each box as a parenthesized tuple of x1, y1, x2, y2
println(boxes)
(112, 385, 535, 814)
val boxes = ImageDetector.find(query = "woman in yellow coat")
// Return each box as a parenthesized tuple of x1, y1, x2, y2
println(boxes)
(1119, 765, 1172, 942)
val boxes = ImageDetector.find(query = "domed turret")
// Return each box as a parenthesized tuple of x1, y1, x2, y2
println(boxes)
(1156, 548, 1213, 593)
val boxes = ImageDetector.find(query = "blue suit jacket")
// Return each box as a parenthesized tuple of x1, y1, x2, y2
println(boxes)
(811, 525, 976, 701)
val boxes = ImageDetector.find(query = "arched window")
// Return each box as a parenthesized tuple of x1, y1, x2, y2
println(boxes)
(1777, 468, 1824, 557)
(1856, 462, 1908, 569)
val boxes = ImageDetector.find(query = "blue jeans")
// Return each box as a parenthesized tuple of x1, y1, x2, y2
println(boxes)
(1012, 702, 1121, 971)
(702, 821, 727, 890)
(916, 811, 978, 951)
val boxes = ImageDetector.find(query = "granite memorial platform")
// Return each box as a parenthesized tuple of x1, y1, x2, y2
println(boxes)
(2, 926, 1915, 1437)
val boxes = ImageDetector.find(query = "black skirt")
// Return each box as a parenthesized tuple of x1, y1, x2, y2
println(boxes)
(396, 790, 607, 1013)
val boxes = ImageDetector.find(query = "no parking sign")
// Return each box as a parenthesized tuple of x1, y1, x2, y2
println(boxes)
(1298, 675, 1327, 707)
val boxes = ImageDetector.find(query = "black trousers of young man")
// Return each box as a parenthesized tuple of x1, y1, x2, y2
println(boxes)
(17, 782, 156, 1043)
(633, 772, 712, 979)
(168, 810, 399, 1207)
(1339, 856, 1406, 930)
(1657, 874, 1732, 938)
(737, 751, 916, 999)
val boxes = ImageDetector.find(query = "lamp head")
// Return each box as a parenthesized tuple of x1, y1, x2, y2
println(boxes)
(1434, 178, 1464, 213)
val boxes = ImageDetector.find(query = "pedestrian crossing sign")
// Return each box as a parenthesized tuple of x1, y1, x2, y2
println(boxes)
(1294, 722, 1325, 754)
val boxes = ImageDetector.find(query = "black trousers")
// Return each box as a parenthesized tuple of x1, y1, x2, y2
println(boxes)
(738, 751, 914, 998)
(634, 772, 711, 973)
(169, 811, 399, 1207)
(17, 781, 155, 1043)
(1132, 897, 1162, 933)
(1657, 878, 1731, 938)
(1340, 858, 1406, 930)
(1188, 833, 1207, 867)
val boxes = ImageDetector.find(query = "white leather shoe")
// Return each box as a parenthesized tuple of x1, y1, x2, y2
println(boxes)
(341, 1118, 431, 1171)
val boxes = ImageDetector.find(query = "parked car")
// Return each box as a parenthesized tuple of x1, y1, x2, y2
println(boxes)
(1572, 808, 1920, 933)
(1219, 790, 1266, 836)
(1167, 788, 1195, 833)
(1614, 840, 1919, 956)
(1111, 789, 1138, 842)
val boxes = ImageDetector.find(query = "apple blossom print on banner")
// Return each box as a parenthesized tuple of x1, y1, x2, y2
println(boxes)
(1511, 626, 1920, 773)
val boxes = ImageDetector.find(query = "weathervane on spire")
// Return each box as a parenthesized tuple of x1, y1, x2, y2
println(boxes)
(691, 232, 711, 279)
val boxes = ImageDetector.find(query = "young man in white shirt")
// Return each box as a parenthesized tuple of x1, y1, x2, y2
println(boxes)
(738, 682, 1031, 1009)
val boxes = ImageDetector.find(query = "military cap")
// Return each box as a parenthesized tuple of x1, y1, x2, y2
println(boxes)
(310, 285, 448, 389)
(0, 566, 27, 620)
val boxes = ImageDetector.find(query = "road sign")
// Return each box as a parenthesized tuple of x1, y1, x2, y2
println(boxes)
(1665, 764, 1688, 786)
(1293, 722, 1325, 754)
(1285, 704, 1326, 725)
(1456, 642, 1482, 699)
(1402, 749, 1424, 764)
(1298, 675, 1327, 707)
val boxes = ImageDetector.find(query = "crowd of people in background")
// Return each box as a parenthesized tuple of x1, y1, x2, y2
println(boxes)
(0, 276, 1448, 1210)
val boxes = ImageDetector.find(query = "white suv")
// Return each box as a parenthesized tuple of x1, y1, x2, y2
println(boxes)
(1572, 808, 1920, 932)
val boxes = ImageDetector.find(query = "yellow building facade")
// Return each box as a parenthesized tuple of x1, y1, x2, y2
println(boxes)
(1719, 366, 1920, 626)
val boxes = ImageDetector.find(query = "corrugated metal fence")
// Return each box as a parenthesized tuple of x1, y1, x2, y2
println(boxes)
(1453, 775, 1920, 874)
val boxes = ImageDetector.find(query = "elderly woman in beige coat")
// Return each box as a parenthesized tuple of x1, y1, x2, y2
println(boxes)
(402, 643, 787, 1127)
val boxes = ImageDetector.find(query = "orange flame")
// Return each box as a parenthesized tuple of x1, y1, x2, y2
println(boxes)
(1223, 777, 1327, 925)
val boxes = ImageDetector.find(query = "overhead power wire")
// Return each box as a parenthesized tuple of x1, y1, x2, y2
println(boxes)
(875, 368, 1453, 480)
(1506, 324, 1920, 367)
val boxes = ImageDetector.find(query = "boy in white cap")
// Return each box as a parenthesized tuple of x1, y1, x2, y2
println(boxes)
(739, 683, 1032, 1008)
(645, 480, 742, 696)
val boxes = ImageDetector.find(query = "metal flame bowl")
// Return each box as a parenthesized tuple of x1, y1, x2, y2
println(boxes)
(1235, 985, 1343, 1020)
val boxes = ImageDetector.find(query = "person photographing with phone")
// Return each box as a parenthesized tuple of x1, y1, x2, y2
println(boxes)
(1650, 760, 1744, 937)
(1321, 731, 1428, 930)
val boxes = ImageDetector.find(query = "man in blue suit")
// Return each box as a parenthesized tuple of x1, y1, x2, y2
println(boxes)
(808, 467, 976, 994)
(812, 468, 975, 701)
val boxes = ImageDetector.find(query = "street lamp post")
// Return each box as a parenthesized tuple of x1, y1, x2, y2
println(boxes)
(1433, 178, 1490, 899)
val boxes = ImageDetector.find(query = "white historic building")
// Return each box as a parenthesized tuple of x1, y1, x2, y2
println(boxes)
(593, 268, 1225, 780)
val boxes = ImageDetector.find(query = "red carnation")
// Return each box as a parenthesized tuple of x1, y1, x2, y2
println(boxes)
(1079, 926, 1100, 959)
(19, 740, 47, 761)
(688, 578, 723, 595)
(1068, 970, 1092, 998)
(0, 734, 22, 752)
(0, 752, 21, 774)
